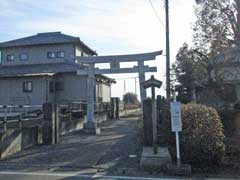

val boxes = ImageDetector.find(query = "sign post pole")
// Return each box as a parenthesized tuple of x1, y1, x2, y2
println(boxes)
(171, 89, 181, 167)
(175, 131, 180, 167)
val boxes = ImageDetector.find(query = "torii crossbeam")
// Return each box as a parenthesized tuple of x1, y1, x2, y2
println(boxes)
(76, 51, 162, 134)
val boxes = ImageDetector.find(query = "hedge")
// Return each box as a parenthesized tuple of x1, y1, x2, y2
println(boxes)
(180, 103, 225, 166)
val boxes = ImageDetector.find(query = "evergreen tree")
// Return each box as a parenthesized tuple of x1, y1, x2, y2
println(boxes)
(193, 0, 240, 54)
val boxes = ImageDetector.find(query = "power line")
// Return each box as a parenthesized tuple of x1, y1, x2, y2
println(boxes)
(147, 0, 165, 27)
(114, 76, 139, 80)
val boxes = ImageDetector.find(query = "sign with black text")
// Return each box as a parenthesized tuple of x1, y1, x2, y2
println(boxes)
(170, 102, 182, 132)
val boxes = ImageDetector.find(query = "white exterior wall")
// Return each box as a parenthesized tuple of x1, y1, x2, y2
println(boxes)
(1, 44, 75, 66)
(54, 74, 111, 104)
(75, 46, 89, 57)
(102, 83, 111, 102)
(0, 74, 112, 105)
(95, 82, 111, 103)
(0, 76, 51, 105)
(54, 74, 88, 104)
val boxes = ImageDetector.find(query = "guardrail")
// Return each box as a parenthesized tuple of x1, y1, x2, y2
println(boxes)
(58, 102, 111, 120)
(0, 105, 43, 131)
(0, 102, 111, 131)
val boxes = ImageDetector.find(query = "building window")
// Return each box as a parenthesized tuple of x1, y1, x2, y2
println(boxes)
(7, 55, 14, 61)
(19, 53, 28, 61)
(81, 52, 84, 56)
(55, 81, 64, 91)
(47, 52, 56, 59)
(57, 51, 65, 58)
(49, 81, 54, 92)
(49, 81, 64, 92)
(23, 81, 33, 92)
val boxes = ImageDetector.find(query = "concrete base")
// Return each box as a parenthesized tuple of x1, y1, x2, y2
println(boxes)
(83, 121, 101, 134)
(166, 163, 191, 176)
(140, 147, 172, 168)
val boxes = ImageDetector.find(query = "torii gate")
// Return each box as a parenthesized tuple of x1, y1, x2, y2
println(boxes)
(76, 51, 162, 133)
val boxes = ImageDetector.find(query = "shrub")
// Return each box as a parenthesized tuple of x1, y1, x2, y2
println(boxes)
(156, 96, 172, 146)
(181, 103, 225, 166)
(123, 92, 139, 105)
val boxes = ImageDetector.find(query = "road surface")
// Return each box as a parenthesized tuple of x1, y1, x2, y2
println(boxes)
(0, 171, 238, 180)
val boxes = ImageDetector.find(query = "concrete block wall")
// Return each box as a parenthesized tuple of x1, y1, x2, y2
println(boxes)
(0, 126, 41, 159)
(60, 111, 110, 135)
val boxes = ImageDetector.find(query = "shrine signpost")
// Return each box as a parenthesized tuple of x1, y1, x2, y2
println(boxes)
(143, 75, 162, 154)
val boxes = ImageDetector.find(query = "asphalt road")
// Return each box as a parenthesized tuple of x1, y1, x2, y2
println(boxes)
(0, 171, 187, 180)
(0, 117, 141, 175)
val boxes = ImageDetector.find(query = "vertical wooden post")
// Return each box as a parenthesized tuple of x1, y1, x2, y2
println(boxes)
(43, 103, 56, 144)
(151, 87, 158, 154)
(69, 104, 72, 122)
(143, 75, 162, 153)
(51, 104, 56, 144)
(3, 107, 7, 132)
(116, 98, 119, 119)
(18, 114, 22, 129)
(55, 104, 60, 144)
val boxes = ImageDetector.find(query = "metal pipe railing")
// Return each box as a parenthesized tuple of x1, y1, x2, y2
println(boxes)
(0, 101, 111, 131)
(58, 101, 111, 119)
(0, 104, 43, 131)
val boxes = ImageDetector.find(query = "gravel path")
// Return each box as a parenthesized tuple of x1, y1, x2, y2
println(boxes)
(0, 117, 142, 173)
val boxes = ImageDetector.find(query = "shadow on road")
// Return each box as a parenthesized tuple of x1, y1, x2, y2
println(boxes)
(0, 117, 143, 176)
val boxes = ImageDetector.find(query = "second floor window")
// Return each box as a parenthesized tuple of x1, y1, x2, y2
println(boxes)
(49, 81, 64, 92)
(57, 51, 65, 58)
(7, 55, 14, 61)
(23, 81, 33, 92)
(47, 52, 56, 59)
(19, 53, 28, 61)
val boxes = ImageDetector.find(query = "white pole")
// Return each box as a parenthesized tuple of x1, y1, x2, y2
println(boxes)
(173, 86, 181, 167)
(175, 131, 181, 167)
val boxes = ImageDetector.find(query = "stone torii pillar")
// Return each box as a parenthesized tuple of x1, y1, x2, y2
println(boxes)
(85, 63, 96, 132)
(138, 61, 147, 102)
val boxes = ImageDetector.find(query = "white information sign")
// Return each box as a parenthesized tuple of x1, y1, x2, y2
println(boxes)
(170, 102, 182, 132)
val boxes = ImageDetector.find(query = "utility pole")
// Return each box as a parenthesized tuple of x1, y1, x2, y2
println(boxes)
(135, 77, 137, 95)
(165, 0, 171, 102)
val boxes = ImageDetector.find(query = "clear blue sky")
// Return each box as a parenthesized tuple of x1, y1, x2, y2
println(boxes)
(0, 0, 195, 99)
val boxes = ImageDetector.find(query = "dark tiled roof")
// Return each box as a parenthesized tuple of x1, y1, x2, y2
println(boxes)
(0, 32, 97, 55)
(0, 62, 86, 77)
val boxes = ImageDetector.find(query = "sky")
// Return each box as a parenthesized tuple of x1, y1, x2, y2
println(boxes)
(0, 0, 196, 99)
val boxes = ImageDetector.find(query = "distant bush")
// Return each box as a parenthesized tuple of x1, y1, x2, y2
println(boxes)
(124, 103, 140, 110)
(123, 92, 139, 105)
(181, 103, 225, 166)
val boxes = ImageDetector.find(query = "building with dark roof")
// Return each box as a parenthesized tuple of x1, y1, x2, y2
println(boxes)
(0, 32, 114, 105)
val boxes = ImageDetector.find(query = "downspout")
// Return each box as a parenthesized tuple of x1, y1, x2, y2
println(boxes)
(45, 76, 49, 103)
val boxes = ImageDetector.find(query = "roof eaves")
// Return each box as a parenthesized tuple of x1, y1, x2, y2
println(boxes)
(77, 38, 97, 56)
